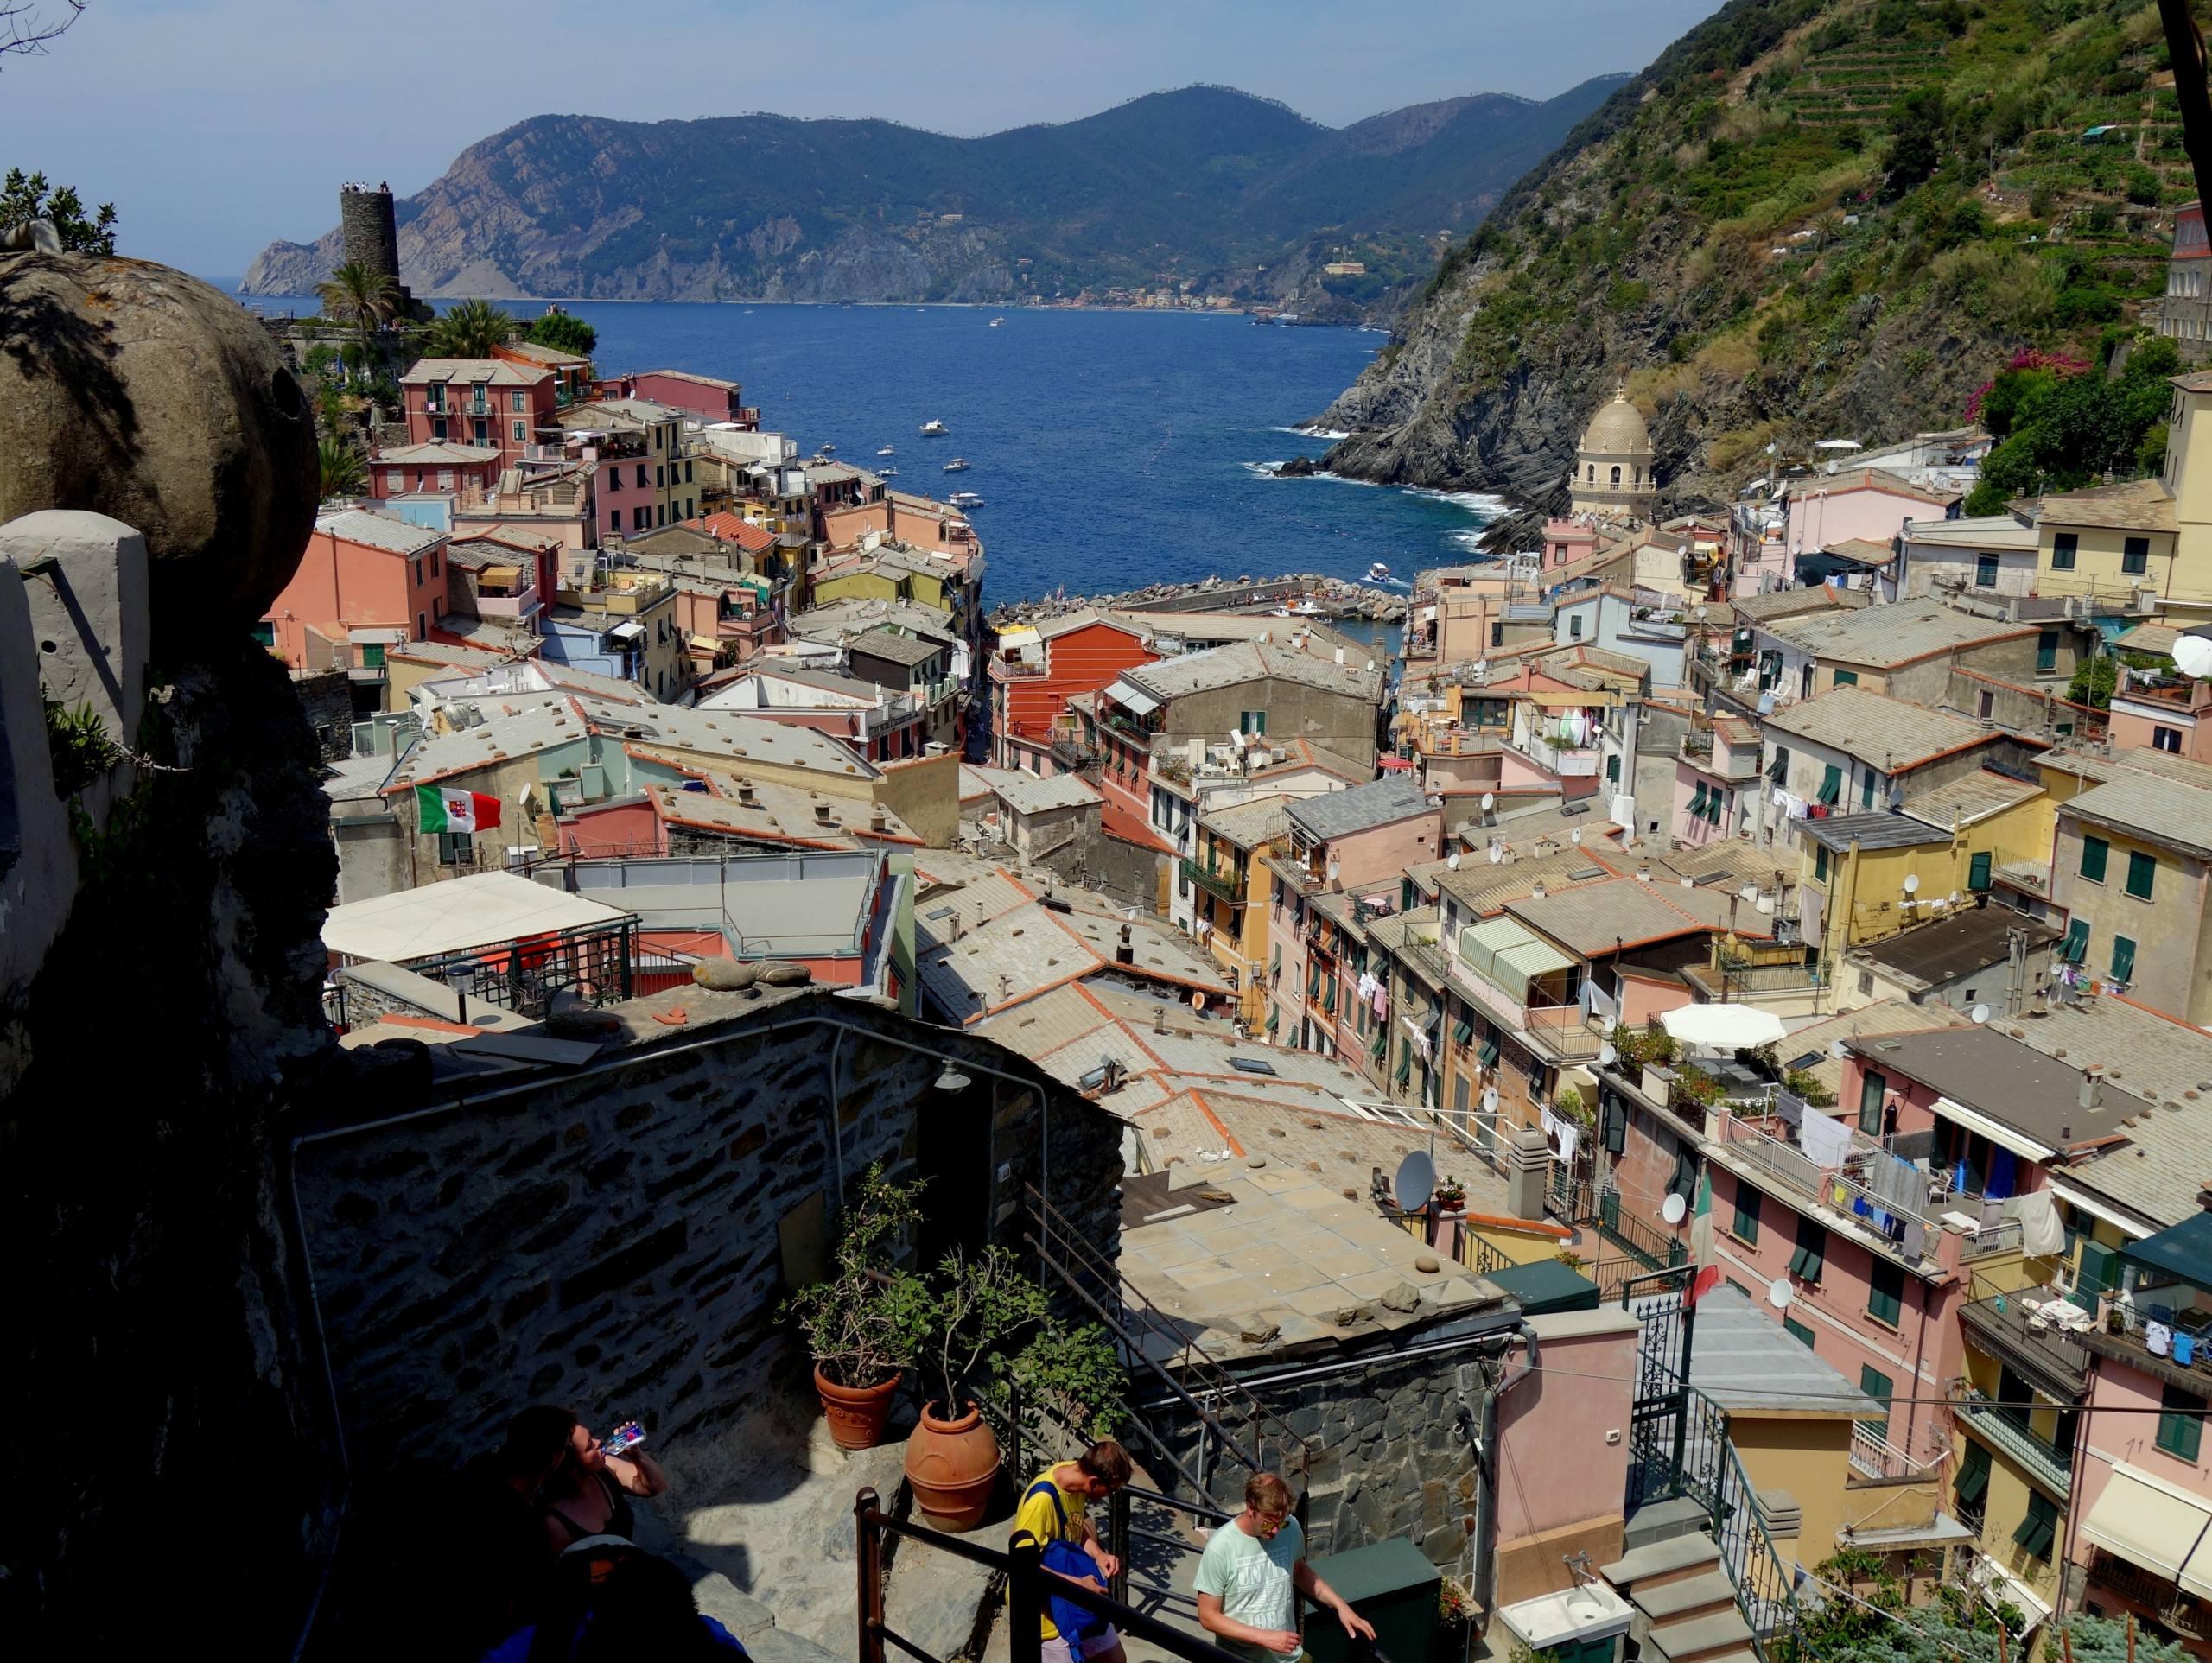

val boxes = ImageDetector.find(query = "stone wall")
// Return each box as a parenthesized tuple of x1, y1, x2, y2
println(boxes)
(1146, 1347, 1488, 1569)
(293, 993, 1123, 1470)
(296, 665, 355, 761)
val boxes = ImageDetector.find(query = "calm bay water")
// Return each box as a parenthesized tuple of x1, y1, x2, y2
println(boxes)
(231, 291, 1505, 607)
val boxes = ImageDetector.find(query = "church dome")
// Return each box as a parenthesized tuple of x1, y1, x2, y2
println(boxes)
(1580, 387, 1651, 456)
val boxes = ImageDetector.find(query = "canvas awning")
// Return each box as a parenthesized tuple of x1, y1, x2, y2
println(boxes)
(1459, 917, 1573, 1003)
(1104, 680, 1160, 716)
(2078, 1463, 2212, 1599)
(1933, 1095, 2056, 1164)
(479, 564, 522, 582)
(1528, 689, 1623, 708)
(609, 620, 645, 640)
(2123, 1211, 2212, 1293)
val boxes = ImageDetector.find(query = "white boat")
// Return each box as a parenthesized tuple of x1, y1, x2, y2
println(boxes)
(880, 467, 899, 477)
(943, 458, 970, 473)
(817, 442, 836, 454)
(876, 446, 895, 456)
(919, 419, 948, 435)
(1367, 562, 1391, 584)
(949, 491, 984, 508)
(988, 316, 1005, 327)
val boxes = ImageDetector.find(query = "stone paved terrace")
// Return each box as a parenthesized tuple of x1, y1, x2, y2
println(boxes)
(1120, 1165, 1512, 1363)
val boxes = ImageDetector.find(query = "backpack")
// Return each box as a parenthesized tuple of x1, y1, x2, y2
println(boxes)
(1020, 1481, 1111, 1641)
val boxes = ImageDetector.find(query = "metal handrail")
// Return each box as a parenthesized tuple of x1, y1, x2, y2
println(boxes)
(855, 1488, 1252, 1663)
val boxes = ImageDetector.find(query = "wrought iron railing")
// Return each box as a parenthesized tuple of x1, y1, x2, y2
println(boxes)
(1959, 1389, 2074, 1500)
(2088, 1552, 2212, 1640)
(1180, 858, 1242, 907)
(397, 916, 637, 1018)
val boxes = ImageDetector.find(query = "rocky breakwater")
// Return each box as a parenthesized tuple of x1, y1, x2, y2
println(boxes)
(991, 570, 1408, 631)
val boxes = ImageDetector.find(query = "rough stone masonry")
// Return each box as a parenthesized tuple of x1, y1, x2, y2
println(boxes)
(293, 987, 1124, 1471)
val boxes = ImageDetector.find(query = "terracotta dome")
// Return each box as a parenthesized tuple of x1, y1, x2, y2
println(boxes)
(1580, 387, 1652, 456)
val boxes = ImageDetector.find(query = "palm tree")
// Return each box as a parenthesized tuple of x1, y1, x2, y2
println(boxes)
(316, 261, 403, 370)
(318, 436, 367, 502)
(426, 298, 518, 359)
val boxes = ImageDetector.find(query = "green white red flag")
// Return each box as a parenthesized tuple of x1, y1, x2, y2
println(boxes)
(1687, 1168, 1720, 1305)
(416, 784, 502, 835)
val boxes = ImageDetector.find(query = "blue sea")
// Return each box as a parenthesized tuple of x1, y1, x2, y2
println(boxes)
(227, 291, 1506, 609)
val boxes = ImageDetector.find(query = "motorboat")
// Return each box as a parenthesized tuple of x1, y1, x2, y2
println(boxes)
(876, 446, 895, 456)
(817, 442, 836, 454)
(943, 458, 970, 473)
(880, 467, 899, 477)
(1367, 562, 1391, 584)
(919, 419, 948, 435)
(988, 316, 1005, 327)
(949, 491, 984, 508)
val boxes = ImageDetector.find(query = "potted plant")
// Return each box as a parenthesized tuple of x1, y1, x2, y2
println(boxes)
(905, 1244, 1050, 1530)
(1433, 1175, 1468, 1212)
(782, 1164, 929, 1450)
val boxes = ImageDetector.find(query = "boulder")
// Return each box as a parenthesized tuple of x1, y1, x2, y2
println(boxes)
(0, 255, 318, 636)
(756, 961, 812, 987)
(693, 960, 761, 991)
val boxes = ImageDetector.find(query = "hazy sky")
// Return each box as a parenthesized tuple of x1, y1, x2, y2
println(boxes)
(1, 0, 1724, 276)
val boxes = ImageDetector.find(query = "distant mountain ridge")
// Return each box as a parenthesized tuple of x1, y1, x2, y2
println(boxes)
(239, 79, 1629, 312)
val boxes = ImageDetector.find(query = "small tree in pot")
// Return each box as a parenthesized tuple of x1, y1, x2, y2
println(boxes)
(906, 1244, 1048, 1530)
(782, 1164, 930, 1450)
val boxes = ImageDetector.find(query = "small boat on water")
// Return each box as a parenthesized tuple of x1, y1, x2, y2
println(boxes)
(880, 467, 899, 477)
(919, 419, 948, 435)
(817, 442, 836, 454)
(1367, 562, 1391, 584)
(942, 458, 970, 473)
(876, 446, 895, 456)
(988, 316, 1005, 327)
(949, 491, 984, 508)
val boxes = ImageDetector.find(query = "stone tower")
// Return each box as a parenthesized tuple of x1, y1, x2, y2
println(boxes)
(339, 184, 401, 284)
(1568, 381, 1659, 523)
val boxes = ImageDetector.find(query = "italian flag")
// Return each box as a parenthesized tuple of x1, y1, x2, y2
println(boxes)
(416, 784, 502, 835)
(1686, 1168, 1721, 1305)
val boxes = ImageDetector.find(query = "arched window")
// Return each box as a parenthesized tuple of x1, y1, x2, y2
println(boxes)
(1586, 464, 1595, 485)
(1611, 466, 1622, 488)
(1633, 467, 1643, 486)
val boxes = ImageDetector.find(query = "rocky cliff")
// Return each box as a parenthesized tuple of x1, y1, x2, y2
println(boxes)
(240, 80, 1624, 309)
(1319, 0, 2188, 517)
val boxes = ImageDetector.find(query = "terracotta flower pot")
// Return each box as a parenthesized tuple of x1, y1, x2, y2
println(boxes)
(815, 1364, 901, 1450)
(904, 1399, 1002, 1531)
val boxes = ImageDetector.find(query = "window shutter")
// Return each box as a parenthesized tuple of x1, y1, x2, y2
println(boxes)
(2110, 936, 2136, 985)
(2081, 836, 2108, 883)
(1968, 851, 1993, 892)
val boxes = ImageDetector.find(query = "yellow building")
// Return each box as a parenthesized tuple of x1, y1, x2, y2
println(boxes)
(810, 546, 956, 617)
(2027, 476, 2184, 614)
(1183, 794, 1288, 1026)
(1799, 769, 2050, 981)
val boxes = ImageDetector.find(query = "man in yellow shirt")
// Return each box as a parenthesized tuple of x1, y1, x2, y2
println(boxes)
(1011, 1439, 1133, 1663)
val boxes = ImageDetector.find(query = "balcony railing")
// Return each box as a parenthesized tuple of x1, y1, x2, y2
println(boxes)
(1848, 1420, 1951, 1483)
(1959, 1273, 2091, 1395)
(2088, 1552, 2212, 1641)
(1397, 935, 1451, 988)
(1712, 1107, 1942, 1264)
(1180, 858, 1242, 907)
(1959, 1389, 2074, 1500)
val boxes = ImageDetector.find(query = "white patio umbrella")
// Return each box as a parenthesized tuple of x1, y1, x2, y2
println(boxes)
(1660, 1003, 1788, 1051)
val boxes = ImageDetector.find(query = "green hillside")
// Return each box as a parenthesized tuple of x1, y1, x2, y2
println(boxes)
(1321, 0, 2209, 508)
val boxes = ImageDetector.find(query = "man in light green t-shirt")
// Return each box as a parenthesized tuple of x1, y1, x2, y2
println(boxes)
(1195, 1473, 1373, 1663)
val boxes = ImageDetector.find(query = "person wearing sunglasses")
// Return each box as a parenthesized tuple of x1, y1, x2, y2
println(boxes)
(1195, 1474, 1374, 1663)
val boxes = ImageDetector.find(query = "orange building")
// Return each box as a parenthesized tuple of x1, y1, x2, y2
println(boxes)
(258, 509, 449, 708)
(988, 613, 1159, 773)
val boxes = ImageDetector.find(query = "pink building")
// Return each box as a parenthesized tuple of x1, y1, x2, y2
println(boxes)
(1493, 1311, 1640, 1602)
(2109, 672, 2212, 761)
(1264, 778, 1442, 1062)
(370, 441, 502, 504)
(597, 369, 754, 427)
(399, 359, 558, 475)
(1783, 468, 1960, 582)
(1670, 715, 1760, 846)
(258, 509, 448, 695)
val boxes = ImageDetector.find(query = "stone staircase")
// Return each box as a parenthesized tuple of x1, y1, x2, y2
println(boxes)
(1599, 1533, 1758, 1663)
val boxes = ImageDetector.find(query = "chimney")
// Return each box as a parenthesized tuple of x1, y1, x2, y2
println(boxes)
(869, 804, 887, 832)
(1116, 923, 1135, 966)
(815, 801, 835, 827)
(2080, 1064, 2105, 1112)
(735, 778, 756, 805)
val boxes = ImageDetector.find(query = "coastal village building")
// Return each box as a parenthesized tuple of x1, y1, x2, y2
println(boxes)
(1779, 467, 1961, 583)
(398, 358, 558, 473)
(259, 509, 450, 712)
(597, 367, 754, 426)
(2156, 201, 2212, 361)
(491, 336, 593, 406)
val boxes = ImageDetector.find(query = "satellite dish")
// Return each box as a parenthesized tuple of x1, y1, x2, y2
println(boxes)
(1482, 1088, 1499, 1115)
(1828, 1040, 1847, 1059)
(1488, 845, 1503, 865)
(1481, 792, 1497, 811)
(1599, 1042, 1618, 1067)
(1971, 1003, 1991, 1025)
(1571, 827, 1584, 845)
(1768, 1277, 1793, 1311)
(2176, 635, 2212, 679)
(1326, 857, 1342, 880)
(1191, 989, 1206, 1010)
(1662, 1192, 1688, 1225)
(1393, 1150, 1437, 1211)
(1446, 851, 1461, 869)
(1902, 873, 1920, 895)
